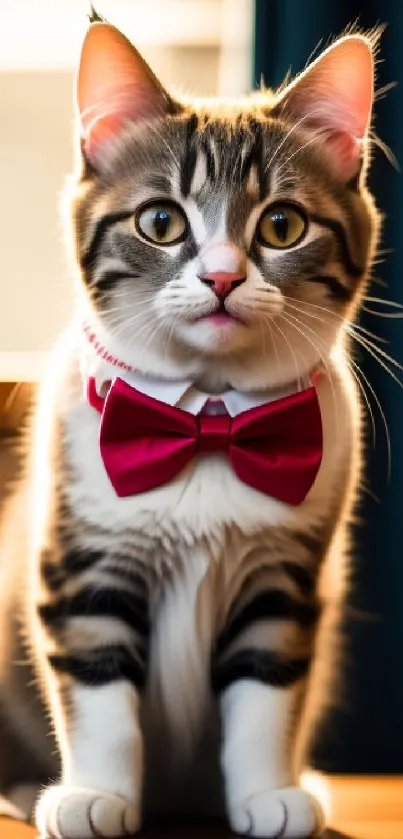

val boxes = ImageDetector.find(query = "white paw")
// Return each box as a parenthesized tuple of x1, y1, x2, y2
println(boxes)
(35, 785, 140, 839)
(228, 787, 324, 838)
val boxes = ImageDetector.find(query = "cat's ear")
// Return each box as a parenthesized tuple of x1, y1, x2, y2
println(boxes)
(274, 35, 375, 182)
(77, 21, 177, 166)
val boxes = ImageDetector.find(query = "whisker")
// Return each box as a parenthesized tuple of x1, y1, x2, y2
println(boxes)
(268, 320, 281, 378)
(285, 295, 343, 321)
(163, 313, 180, 362)
(105, 310, 166, 346)
(368, 131, 400, 171)
(140, 316, 171, 357)
(347, 323, 389, 345)
(347, 330, 403, 375)
(286, 300, 390, 350)
(285, 301, 341, 329)
(350, 331, 403, 392)
(123, 316, 165, 353)
(364, 295, 403, 310)
(254, 311, 272, 373)
(362, 305, 403, 319)
(105, 310, 159, 330)
(358, 482, 381, 504)
(348, 358, 376, 448)
(103, 298, 157, 315)
(278, 310, 339, 422)
(349, 357, 391, 483)
(271, 317, 302, 384)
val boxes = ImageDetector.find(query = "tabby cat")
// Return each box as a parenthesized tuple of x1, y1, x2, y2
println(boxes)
(0, 14, 380, 839)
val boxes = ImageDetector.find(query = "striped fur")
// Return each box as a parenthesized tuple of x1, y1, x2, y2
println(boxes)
(0, 21, 380, 839)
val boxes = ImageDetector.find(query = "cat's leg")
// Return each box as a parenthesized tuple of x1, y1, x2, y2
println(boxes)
(33, 545, 149, 839)
(213, 547, 326, 839)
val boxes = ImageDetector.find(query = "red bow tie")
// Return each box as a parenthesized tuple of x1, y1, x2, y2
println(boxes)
(88, 377, 322, 505)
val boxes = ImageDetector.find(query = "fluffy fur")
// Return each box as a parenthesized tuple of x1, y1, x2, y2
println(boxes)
(0, 18, 380, 839)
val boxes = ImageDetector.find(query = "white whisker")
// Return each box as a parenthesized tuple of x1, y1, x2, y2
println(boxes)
(349, 357, 391, 482)
(278, 310, 339, 422)
(347, 330, 403, 375)
(348, 358, 377, 448)
(364, 295, 403, 310)
(285, 295, 343, 320)
(271, 317, 302, 385)
(363, 307, 403, 319)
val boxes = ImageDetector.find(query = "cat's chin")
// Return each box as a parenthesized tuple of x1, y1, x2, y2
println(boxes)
(174, 317, 254, 356)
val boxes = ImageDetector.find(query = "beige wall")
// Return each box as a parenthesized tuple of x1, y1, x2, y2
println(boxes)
(0, 45, 221, 357)
(1, 72, 75, 353)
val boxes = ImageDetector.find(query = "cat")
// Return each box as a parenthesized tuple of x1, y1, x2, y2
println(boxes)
(0, 13, 380, 839)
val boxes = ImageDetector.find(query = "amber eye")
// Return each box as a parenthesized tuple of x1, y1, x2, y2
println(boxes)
(135, 201, 187, 245)
(257, 203, 307, 249)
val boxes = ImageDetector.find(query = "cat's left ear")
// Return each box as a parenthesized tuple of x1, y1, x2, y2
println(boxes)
(77, 21, 178, 167)
(274, 35, 375, 182)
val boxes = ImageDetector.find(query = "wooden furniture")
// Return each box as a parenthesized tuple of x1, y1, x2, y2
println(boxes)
(324, 775, 403, 839)
(1, 777, 403, 839)
(0, 818, 35, 839)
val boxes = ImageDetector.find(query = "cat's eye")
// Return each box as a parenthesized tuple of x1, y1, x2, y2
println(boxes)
(257, 203, 307, 249)
(135, 201, 187, 246)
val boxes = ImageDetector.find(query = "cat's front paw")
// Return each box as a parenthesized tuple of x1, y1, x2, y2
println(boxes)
(228, 787, 324, 838)
(35, 785, 140, 839)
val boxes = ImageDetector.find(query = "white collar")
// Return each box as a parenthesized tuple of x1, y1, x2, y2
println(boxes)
(86, 358, 312, 418)
(122, 368, 312, 416)
(81, 322, 314, 417)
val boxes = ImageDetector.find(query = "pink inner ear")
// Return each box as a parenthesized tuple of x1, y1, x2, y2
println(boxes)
(82, 86, 159, 163)
(278, 36, 374, 181)
(78, 23, 169, 164)
(324, 130, 362, 179)
(82, 100, 134, 163)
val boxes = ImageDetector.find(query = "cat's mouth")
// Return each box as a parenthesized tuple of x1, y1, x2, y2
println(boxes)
(193, 301, 246, 325)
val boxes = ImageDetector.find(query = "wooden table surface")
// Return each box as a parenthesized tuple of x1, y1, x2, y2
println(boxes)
(1, 776, 402, 839)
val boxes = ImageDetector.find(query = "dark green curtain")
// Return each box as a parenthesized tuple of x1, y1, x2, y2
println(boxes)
(254, 2, 403, 772)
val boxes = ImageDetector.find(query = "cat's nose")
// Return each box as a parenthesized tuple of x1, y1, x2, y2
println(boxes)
(198, 242, 247, 299)
(199, 271, 246, 299)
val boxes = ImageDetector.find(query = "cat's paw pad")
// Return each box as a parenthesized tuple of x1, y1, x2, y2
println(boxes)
(35, 785, 139, 839)
(228, 787, 324, 838)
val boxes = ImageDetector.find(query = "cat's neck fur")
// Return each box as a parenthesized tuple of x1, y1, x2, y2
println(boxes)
(82, 317, 321, 395)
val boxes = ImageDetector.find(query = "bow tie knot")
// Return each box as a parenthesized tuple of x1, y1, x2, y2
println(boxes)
(197, 413, 230, 454)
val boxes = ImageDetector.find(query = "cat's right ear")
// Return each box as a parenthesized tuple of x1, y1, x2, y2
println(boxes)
(272, 34, 375, 182)
(77, 22, 177, 167)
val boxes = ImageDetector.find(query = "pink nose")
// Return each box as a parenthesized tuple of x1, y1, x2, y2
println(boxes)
(199, 271, 246, 300)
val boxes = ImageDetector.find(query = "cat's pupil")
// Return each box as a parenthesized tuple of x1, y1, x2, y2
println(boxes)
(272, 212, 289, 242)
(153, 209, 171, 239)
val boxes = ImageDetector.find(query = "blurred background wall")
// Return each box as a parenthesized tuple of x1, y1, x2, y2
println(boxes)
(254, 0, 403, 774)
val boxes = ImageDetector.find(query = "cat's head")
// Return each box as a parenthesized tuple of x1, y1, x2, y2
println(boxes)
(70, 19, 380, 389)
